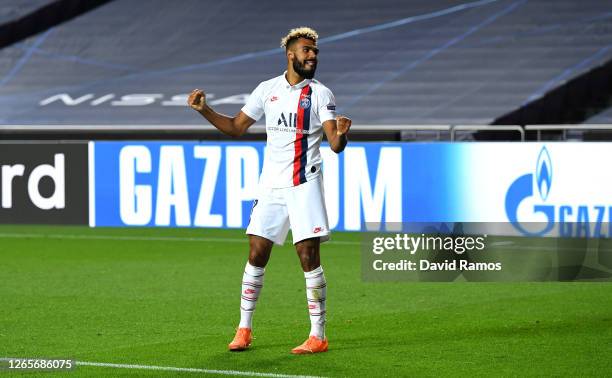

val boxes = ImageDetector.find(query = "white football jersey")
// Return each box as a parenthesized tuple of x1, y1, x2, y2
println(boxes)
(241, 72, 337, 188)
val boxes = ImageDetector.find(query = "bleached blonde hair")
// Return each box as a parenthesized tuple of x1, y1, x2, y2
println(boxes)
(280, 27, 319, 49)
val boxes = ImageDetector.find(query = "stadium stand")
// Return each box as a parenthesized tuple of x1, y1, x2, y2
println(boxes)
(587, 108, 612, 123)
(0, 1, 53, 25)
(579, 105, 612, 141)
(0, 0, 110, 49)
(0, 0, 610, 126)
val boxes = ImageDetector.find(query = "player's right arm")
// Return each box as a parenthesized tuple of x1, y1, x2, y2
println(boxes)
(187, 89, 255, 137)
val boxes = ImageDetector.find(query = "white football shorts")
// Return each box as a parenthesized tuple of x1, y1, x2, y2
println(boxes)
(246, 176, 330, 245)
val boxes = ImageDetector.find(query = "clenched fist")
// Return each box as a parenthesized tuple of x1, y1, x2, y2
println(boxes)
(188, 89, 207, 112)
(336, 115, 352, 136)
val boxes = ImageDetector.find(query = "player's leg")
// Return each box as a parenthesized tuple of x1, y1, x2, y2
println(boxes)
(295, 237, 320, 271)
(248, 234, 274, 267)
(229, 189, 289, 351)
(285, 177, 330, 354)
(239, 235, 273, 330)
(295, 237, 328, 342)
(292, 238, 329, 354)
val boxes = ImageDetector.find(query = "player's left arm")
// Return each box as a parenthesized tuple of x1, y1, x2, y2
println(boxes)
(323, 115, 351, 153)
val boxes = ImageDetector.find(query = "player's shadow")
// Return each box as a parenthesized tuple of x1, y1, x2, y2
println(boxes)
(204, 347, 338, 371)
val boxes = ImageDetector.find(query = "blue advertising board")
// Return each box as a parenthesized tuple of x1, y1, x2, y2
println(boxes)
(90, 141, 612, 236)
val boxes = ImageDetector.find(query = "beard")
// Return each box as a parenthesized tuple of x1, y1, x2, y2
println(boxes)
(292, 58, 317, 79)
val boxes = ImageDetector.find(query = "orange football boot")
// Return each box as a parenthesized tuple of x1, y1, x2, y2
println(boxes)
(291, 335, 328, 354)
(228, 328, 252, 351)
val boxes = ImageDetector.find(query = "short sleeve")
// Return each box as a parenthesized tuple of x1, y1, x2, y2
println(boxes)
(241, 83, 265, 121)
(317, 87, 337, 124)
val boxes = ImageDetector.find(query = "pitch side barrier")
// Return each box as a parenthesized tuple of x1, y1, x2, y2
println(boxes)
(3, 124, 612, 141)
(0, 125, 450, 142)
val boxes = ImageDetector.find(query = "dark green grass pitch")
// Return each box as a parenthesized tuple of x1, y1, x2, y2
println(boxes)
(0, 226, 611, 377)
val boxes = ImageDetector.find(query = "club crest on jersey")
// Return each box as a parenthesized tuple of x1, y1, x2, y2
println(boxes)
(299, 97, 311, 109)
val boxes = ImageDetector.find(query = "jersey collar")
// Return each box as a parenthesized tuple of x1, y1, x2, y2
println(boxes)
(283, 71, 312, 89)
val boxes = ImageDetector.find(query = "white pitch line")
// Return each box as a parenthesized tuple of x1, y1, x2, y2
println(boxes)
(0, 358, 324, 378)
(76, 361, 324, 377)
(0, 232, 361, 246)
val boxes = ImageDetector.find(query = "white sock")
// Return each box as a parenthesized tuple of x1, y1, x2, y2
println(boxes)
(304, 266, 327, 339)
(239, 262, 265, 329)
